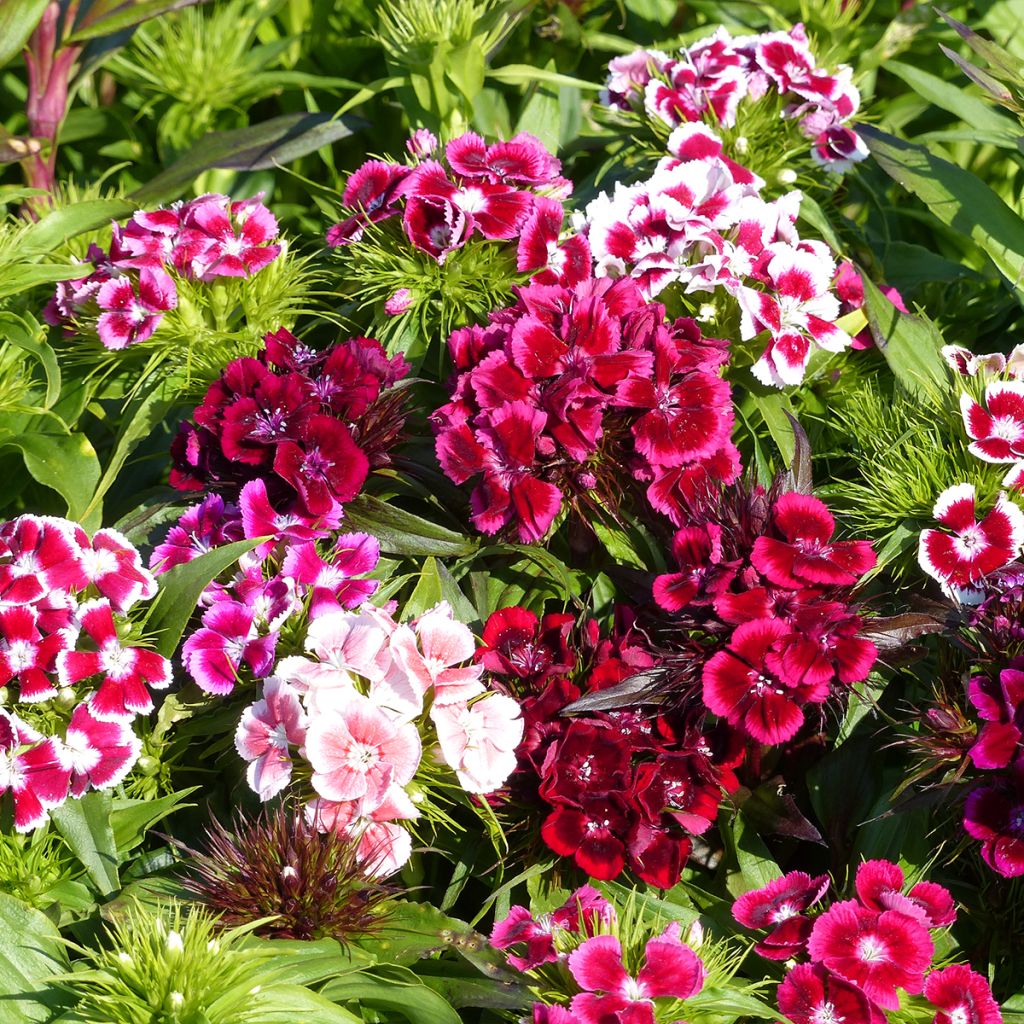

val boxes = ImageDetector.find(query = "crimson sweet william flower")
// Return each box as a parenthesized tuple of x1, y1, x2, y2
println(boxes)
(568, 923, 704, 1024)
(777, 963, 884, 1024)
(0, 710, 70, 832)
(806, 899, 933, 1010)
(652, 523, 727, 611)
(476, 606, 576, 680)
(57, 599, 171, 722)
(541, 793, 631, 880)
(854, 859, 956, 928)
(517, 197, 592, 286)
(919, 485, 1024, 592)
(963, 762, 1024, 877)
(539, 721, 632, 804)
(446, 131, 564, 189)
(732, 870, 829, 960)
(924, 964, 1003, 1024)
(326, 160, 410, 246)
(0, 604, 70, 703)
(703, 617, 825, 743)
(751, 492, 877, 588)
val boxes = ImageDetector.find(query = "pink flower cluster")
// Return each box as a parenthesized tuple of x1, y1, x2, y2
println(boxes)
(170, 328, 408, 518)
(45, 193, 280, 350)
(0, 516, 169, 831)
(655, 487, 878, 744)
(432, 274, 739, 541)
(231, 601, 523, 876)
(492, 888, 705, 1024)
(601, 24, 867, 173)
(326, 129, 589, 285)
(151, 487, 380, 696)
(733, 861, 1001, 1024)
(581, 122, 852, 387)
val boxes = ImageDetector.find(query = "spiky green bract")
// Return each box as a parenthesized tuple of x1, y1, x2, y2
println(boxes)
(182, 806, 394, 943)
(817, 374, 1000, 579)
(53, 900, 283, 1023)
(374, 0, 510, 66)
(0, 827, 79, 911)
(331, 218, 523, 370)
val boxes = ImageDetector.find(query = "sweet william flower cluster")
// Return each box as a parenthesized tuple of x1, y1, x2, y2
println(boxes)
(432, 275, 739, 541)
(45, 193, 281, 350)
(733, 860, 1001, 1024)
(232, 601, 524, 877)
(602, 24, 867, 173)
(0, 515, 168, 831)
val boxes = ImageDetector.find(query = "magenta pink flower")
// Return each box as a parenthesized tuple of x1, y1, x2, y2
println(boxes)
(777, 963, 884, 1024)
(95, 267, 177, 350)
(0, 605, 69, 703)
(703, 618, 824, 744)
(384, 288, 414, 316)
(811, 125, 868, 173)
(72, 526, 158, 612)
(517, 197, 592, 286)
(961, 382, 1024, 464)
(431, 692, 523, 793)
(919, 484, 1024, 591)
(0, 514, 84, 603)
(326, 160, 410, 246)
(304, 693, 421, 807)
(491, 906, 559, 972)
(924, 965, 1002, 1024)
(968, 668, 1024, 770)
(0, 710, 70, 832)
(279, 533, 379, 618)
(568, 924, 704, 1024)
(732, 870, 829, 960)
(751, 492, 876, 588)
(181, 600, 277, 695)
(806, 899, 933, 1010)
(63, 704, 140, 798)
(445, 131, 564, 188)
(407, 129, 438, 159)
(180, 194, 281, 279)
(57, 599, 170, 722)
(854, 860, 956, 928)
(963, 762, 1024, 878)
(235, 677, 308, 800)
(150, 494, 244, 573)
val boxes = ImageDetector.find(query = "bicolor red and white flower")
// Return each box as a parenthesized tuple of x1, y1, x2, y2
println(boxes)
(0, 710, 71, 832)
(919, 484, 1024, 595)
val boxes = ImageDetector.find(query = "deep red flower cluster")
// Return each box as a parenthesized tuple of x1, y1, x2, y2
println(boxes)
(734, 861, 1001, 1024)
(171, 328, 408, 518)
(478, 604, 742, 888)
(432, 275, 739, 542)
(325, 130, 588, 284)
(653, 484, 877, 744)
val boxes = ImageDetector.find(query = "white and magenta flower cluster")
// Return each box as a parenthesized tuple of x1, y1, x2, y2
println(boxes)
(44, 193, 281, 350)
(232, 601, 523, 877)
(602, 24, 867, 173)
(0, 515, 168, 831)
(490, 886, 706, 1024)
(733, 860, 1001, 1024)
(431, 275, 739, 542)
(325, 129, 589, 285)
(580, 121, 853, 387)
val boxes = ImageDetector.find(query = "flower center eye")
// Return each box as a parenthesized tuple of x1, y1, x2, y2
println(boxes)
(347, 742, 379, 770)
(622, 977, 647, 1002)
(813, 1001, 843, 1024)
(856, 935, 887, 963)
(102, 642, 134, 678)
(6, 640, 35, 673)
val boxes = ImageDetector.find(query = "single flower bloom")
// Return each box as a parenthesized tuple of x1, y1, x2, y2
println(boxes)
(304, 692, 421, 808)
(57, 599, 171, 722)
(924, 964, 1002, 1024)
(568, 923, 704, 1024)
(853, 860, 956, 928)
(490, 906, 558, 972)
(918, 484, 1024, 591)
(431, 692, 524, 794)
(777, 963, 884, 1024)
(751, 492, 876, 588)
(806, 899, 933, 1010)
(811, 125, 869, 173)
(236, 677, 308, 800)
(967, 668, 1024, 771)
(71, 526, 158, 612)
(732, 870, 830, 960)
(64, 704, 141, 798)
(96, 267, 177, 350)
(182, 600, 277, 695)
(961, 382, 1024, 463)
(0, 711, 71, 832)
(182, 194, 281, 279)
(151, 495, 244, 573)
(541, 793, 631, 880)
(0, 514, 84, 603)
(962, 762, 1024, 878)
(0, 604, 70, 703)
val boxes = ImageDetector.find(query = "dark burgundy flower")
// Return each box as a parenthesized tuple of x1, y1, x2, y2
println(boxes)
(777, 963, 884, 1024)
(626, 821, 691, 889)
(963, 762, 1024, 878)
(541, 793, 631, 879)
(732, 870, 829, 961)
(653, 524, 726, 611)
(539, 721, 632, 804)
(326, 160, 410, 246)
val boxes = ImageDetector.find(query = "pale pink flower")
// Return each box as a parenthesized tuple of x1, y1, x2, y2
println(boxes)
(431, 693, 524, 793)
(235, 677, 308, 800)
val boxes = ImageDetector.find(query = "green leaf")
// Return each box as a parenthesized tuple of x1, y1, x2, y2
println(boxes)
(236, 984, 364, 1023)
(0, 313, 60, 409)
(884, 60, 1019, 141)
(403, 557, 444, 620)
(144, 537, 265, 657)
(861, 125, 1024, 304)
(487, 64, 601, 91)
(0, 894, 70, 1021)
(344, 495, 477, 556)
(686, 987, 780, 1020)
(726, 813, 782, 895)
(67, 0, 208, 41)
(0, 427, 102, 528)
(49, 791, 120, 896)
(321, 970, 461, 1024)
(110, 787, 197, 855)
(514, 62, 561, 152)
(860, 269, 948, 399)
(132, 112, 368, 205)
(0, 0, 49, 70)
(20, 199, 134, 255)
(744, 389, 797, 465)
